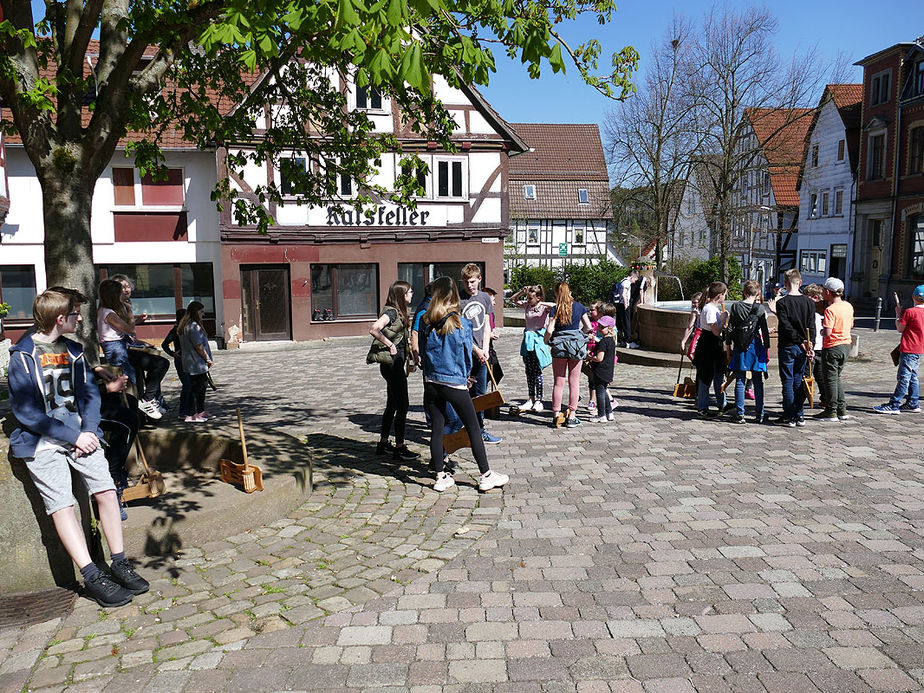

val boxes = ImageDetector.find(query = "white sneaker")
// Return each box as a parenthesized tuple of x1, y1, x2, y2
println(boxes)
(532, 400, 545, 412)
(518, 399, 533, 409)
(606, 413, 615, 421)
(434, 472, 455, 492)
(478, 470, 509, 491)
(588, 416, 605, 423)
(629, 342, 639, 349)
(610, 398, 619, 408)
(138, 399, 163, 420)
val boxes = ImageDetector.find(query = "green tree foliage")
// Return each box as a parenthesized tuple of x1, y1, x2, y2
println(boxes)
(509, 260, 629, 306)
(0, 0, 639, 314)
(659, 257, 743, 302)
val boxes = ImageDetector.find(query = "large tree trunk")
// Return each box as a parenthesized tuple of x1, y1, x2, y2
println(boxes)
(40, 168, 100, 358)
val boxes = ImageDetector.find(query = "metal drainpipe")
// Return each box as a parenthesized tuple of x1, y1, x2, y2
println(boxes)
(884, 70, 903, 303)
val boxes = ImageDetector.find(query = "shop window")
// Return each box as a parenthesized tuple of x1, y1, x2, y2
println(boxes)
(911, 215, 924, 278)
(96, 263, 215, 318)
(397, 262, 486, 308)
(310, 263, 378, 320)
(800, 250, 826, 274)
(0, 265, 37, 322)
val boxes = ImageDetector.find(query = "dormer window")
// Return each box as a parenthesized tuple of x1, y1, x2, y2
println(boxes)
(523, 184, 536, 200)
(577, 188, 589, 204)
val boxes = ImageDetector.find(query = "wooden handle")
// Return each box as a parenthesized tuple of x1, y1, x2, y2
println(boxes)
(486, 361, 499, 390)
(237, 408, 249, 472)
(121, 391, 153, 476)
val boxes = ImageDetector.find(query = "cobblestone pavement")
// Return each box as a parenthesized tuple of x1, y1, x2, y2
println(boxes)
(2, 327, 924, 692)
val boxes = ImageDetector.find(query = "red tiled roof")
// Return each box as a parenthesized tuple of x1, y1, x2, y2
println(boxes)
(769, 169, 799, 208)
(507, 123, 609, 181)
(827, 84, 863, 130)
(507, 123, 610, 219)
(746, 108, 814, 168)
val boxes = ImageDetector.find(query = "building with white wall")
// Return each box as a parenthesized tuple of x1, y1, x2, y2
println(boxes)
(797, 84, 862, 289)
(505, 123, 611, 271)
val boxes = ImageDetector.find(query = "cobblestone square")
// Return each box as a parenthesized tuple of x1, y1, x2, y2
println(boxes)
(1, 327, 923, 692)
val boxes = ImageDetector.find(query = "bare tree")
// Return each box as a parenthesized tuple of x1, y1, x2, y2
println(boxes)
(685, 5, 826, 282)
(605, 17, 701, 268)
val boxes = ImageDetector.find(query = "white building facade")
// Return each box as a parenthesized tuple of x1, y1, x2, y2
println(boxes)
(797, 85, 862, 289)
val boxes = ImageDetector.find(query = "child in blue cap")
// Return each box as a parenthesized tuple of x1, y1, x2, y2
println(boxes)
(874, 285, 924, 413)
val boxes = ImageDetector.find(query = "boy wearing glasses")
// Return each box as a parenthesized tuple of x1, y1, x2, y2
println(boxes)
(8, 289, 148, 607)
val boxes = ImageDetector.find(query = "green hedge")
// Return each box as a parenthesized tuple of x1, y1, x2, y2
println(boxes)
(507, 260, 630, 305)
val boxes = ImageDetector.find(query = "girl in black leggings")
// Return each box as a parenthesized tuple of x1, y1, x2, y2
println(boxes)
(421, 276, 509, 493)
(369, 281, 419, 461)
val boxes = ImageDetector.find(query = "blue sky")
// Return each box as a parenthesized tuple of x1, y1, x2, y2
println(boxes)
(481, 0, 924, 132)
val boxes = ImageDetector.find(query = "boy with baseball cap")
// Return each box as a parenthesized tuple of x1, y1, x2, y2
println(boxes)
(874, 285, 924, 413)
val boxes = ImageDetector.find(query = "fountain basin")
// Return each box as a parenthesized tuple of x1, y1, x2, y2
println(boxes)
(636, 302, 778, 357)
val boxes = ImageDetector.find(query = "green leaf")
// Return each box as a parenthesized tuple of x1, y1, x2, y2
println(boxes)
(399, 43, 427, 91)
(386, 0, 406, 26)
(549, 43, 565, 74)
(335, 0, 360, 28)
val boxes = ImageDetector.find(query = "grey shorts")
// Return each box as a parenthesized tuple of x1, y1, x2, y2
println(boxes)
(24, 445, 116, 515)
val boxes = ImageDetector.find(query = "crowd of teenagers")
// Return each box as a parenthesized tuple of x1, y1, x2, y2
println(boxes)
(684, 269, 924, 425)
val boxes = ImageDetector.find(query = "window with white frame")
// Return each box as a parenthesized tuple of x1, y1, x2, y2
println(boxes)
(810, 193, 818, 218)
(526, 223, 539, 245)
(834, 188, 844, 215)
(435, 158, 466, 199)
(837, 139, 845, 162)
(112, 167, 185, 207)
(871, 70, 891, 106)
(577, 188, 589, 204)
(763, 172, 770, 195)
(279, 157, 307, 197)
(573, 222, 585, 245)
(821, 191, 830, 216)
(355, 85, 387, 112)
(399, 157, 429, 197)
(523, 184, 536, 200)
(800, 250, 827, 274)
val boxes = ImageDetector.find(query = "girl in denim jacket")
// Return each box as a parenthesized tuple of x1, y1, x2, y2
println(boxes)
(422, 277, 510, 493)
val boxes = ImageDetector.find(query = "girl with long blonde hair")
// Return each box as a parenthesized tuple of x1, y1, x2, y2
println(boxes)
(421, 277, 509, 493)
(544, 281, 593, 427)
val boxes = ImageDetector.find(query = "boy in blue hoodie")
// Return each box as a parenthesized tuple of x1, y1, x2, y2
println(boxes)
(8, 289, 149, 607)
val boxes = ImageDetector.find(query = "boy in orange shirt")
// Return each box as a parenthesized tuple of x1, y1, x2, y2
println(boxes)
(817, 277, 854, 421)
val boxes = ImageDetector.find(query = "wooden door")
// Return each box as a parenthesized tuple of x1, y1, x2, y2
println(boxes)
(241, 266, 291, 341)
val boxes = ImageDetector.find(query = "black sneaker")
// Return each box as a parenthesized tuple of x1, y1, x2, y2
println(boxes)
(393, 446, 421, 461)
(773, 416, 791, 426)
(109, 558, 150, 595)
(731, 415, 746, 424)
(375, 440, 395, 455)
(696, 409, 716, 418)
(795, 417, 806, 427)
(84, 571, 134, 607)
(752, 413, 770, 424)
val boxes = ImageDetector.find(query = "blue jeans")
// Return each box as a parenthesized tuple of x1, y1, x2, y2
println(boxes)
(888, 352, 920, 409)
(696, 371, 726, 411)
(735, 371, 764, 417)
(101, 338, 136, 383)
(778, 344, 807, 420)
(594, 382, 613, 417)
(470, 359, 488, 428)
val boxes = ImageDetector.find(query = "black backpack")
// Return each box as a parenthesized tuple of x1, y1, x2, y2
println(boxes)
(730, 303, 761, 351)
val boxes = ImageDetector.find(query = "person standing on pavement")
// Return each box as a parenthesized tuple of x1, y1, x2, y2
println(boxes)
(817, 277, 854, 421)
(611, 271, 635, 348)
(459, 264, 502, 444)
(177, 301, 213, 423)
(368, 280, 420, 461)
(803, 284, 828, 410)
(725, 281, 770, 424)
(509, 285, 553, 411)
(545, 281, 593, 428)
(421, 277, 509, 493)
(693, 282, 730, 417)
(874, 285, 924, 414)
(773, 269, 816, 426)
(588, 315, 617, 422)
